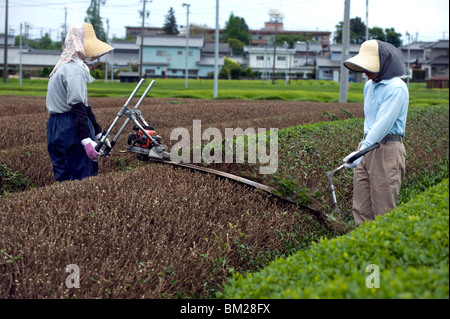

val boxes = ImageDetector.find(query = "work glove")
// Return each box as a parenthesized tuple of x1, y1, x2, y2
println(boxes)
(81, 138, 100, 161)
(95, 133, 112, 157)
(343, 151, 363, 169)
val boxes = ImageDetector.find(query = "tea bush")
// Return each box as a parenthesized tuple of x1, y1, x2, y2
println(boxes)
(220, 179, 449, 299)
(258, 104, 449, 220)
(0, 164, 35, 196)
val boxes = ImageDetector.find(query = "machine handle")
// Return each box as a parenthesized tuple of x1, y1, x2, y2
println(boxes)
(347, 142, 380, 163)
(95, 140, 104, 152)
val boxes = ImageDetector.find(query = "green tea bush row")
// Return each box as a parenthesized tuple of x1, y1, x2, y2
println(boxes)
(220, 178, 449, 299)
(256, 104, 449, 220)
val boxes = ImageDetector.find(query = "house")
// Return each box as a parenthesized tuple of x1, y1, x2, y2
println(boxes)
(317, 44, 363, 82)
(127, 23, 332, 49)
(137, 35, 226, 78)
(0, 35, 15, 47)
(125, 26, 167, 39)
(400, 41, 433, 67)
(197, 42, 229, 76)
(108, 41, 140, 69)
(136, 34, 203, 78)
(248, 22, 331, 48)
(0, 46, 61, 76)
(243, 45, 296, 79)
(422, 40, 449, 80)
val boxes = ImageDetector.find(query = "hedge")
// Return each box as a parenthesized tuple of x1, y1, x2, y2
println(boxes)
(258, 104, 449, 221)
(220, 178, 449, 299)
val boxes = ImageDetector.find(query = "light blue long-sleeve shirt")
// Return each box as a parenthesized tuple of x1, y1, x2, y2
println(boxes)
(361, 77, 409, 150)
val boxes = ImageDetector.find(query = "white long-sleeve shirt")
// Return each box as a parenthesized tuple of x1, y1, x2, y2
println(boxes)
(46, 61, 88, 114)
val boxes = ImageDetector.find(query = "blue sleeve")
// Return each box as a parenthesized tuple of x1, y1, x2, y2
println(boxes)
(361, 86, 408, 149)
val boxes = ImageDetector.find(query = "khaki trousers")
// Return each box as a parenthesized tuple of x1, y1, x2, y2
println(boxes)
(352, 140, 406, 226)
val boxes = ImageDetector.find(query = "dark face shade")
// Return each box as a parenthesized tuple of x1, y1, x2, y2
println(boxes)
(374, 40, 409, 82)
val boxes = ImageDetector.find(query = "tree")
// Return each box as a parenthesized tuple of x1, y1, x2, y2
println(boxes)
(335, 16, 402, 47)
(163, 7, 179, 35)
(334, 16, 366, 44)
(38, 33, 52, 49)
(221, 13, 250, 44)
(228, 38, 245, 55)
(275, 33, 313, 48)
(369, 27, 385, 41)
(20, 33, 61, 50)
(85, 0, 107, 42)
(385, 28, 402, 47)
(220, 57, 243, 79)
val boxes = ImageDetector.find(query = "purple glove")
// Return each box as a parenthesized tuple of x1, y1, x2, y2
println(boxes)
(82, 138, 100, 161)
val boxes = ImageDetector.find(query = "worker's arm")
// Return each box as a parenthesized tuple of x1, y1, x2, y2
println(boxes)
(361, 85, 408, 149)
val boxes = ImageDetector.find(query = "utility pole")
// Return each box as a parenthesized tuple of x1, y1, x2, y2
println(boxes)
(339, 0, 350, 103)
(365, 0, 369, 41)
(269, 9, 283, 85)
(139, 0, 151, 78)
(406, 31, 411, 88)
(98, 0, 101, 36)
(213, 0, 219, 98)
(105, 18, 109, 84)
(363, 0, 369, 82)
(183, 3, 191, 89)
(19, 23, 23, 85)
(62, 6, 67, 50)
(3, 0, 8, 83)
(97, 0, 107, 38)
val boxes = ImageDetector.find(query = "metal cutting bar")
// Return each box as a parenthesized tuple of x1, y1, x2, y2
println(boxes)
(148, 159, 325, 217)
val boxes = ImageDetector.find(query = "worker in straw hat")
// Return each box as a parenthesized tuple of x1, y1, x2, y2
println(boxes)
(46, 23, 113, 182)
(342, 39, 410, 226)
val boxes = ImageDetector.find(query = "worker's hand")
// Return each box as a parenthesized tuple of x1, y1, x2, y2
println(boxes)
(82, 138, 100, 161)
(96, 134, 112, 157)
(343, 151, 363, 169)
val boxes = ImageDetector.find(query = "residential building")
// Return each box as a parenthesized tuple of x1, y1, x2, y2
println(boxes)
(125, 26, 167, 39)
(243, 45, 296, 79)
(0, 35, 15, 47)
(108, 40, 140, 69)
(249, 22, 331, 48)
(127, 23, 332, 48)
(1, 23, 446, 84)
(317, 44, 363, 82)
(137, 34, 203, 78)
(400, 41, 433, 67)
(422, 40, 449, 79)
(0, 46, 60, 76)
(137, 35, 227, 78)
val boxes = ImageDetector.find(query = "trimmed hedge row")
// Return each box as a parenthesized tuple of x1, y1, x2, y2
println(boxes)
(219, 179, 449, 299)
(256, 104, 450, 221)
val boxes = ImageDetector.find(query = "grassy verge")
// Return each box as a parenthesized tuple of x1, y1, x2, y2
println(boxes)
(1, 78, 448, 105)
(219, 178, 449, 299)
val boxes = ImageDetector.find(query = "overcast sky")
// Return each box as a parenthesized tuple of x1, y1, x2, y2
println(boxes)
(1, 0, 448, 44)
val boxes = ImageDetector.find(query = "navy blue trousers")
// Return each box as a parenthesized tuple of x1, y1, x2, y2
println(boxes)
(47, 112, 98, 182)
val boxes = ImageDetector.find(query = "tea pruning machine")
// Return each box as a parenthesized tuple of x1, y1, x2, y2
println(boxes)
(95, 77, 171, 162)
(95, 77, 380, 219)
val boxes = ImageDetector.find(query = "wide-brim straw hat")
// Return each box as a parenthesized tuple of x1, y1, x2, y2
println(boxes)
(344, 39, 380, 73)
(83, 23, 114, 58)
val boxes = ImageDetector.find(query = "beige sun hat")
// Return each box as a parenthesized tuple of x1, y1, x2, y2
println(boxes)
(344, 39, 380, 73)
(83, 23, 114, 59)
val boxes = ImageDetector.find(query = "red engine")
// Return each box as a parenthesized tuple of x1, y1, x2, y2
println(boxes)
(128, 125, 161, 149)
